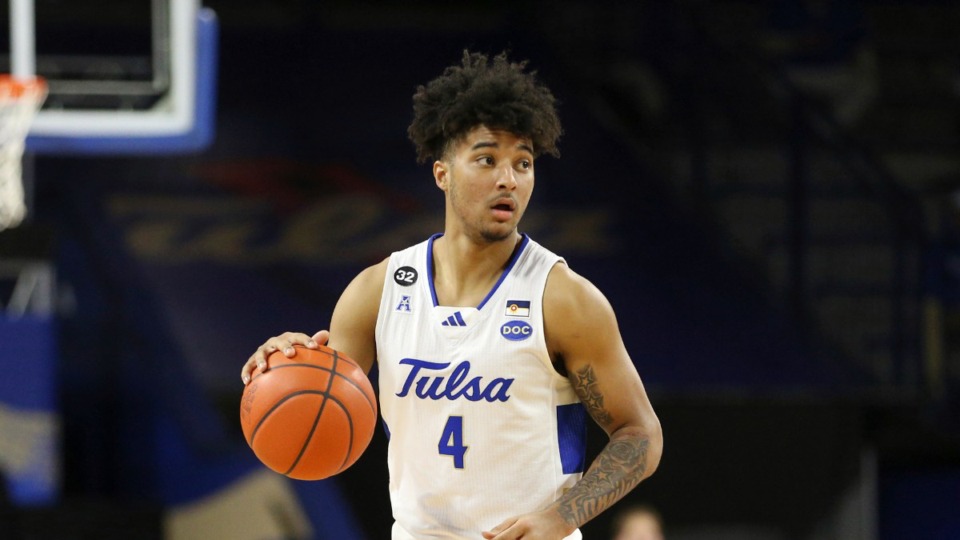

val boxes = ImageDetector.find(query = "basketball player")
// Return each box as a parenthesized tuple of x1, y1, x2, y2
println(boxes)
(241, 51, 663, 540)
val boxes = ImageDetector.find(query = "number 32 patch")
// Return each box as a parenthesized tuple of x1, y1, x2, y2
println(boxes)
(394, 266, 418, 286)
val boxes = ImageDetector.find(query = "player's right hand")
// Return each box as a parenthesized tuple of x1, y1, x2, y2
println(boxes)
(241, 330, 329, 385)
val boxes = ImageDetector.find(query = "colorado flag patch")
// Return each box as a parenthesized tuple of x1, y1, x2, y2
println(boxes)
(505, 300, 530, 317)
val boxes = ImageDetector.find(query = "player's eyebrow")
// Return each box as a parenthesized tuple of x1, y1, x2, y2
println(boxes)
(470, 140, 535, 155)
(471, 141, 499, 151)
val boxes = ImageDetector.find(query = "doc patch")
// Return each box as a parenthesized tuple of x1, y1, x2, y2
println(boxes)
(500, 320, 533, 341)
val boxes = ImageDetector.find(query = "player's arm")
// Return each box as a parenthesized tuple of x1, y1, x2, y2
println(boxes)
(484, 264, 663, 540)
(326, 259, 388, 373)
(240, 259, 387, 383)
(546, 265, 662, 529)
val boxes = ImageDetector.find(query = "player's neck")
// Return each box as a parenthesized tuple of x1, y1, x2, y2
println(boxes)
(431, 232, 522, 307)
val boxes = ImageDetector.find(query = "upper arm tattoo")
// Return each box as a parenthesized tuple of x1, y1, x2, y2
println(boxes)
(572, 365, 613, 428)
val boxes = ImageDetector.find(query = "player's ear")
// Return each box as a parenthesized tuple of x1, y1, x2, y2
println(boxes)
(433, 160, 449, 191)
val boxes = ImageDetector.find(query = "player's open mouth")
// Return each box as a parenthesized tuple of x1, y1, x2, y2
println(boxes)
(490, 199, 516, 220)
(491, 198, 516, 210)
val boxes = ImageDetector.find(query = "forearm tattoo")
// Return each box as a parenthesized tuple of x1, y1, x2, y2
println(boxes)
(572, 365, 613, 427)
(556, 434, 650, 528)
(560, 364, 650, 528)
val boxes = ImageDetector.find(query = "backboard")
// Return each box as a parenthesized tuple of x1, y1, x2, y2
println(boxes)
(2, 0, 217, 154)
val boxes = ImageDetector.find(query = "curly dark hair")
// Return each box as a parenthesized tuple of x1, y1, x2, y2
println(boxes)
(408, 50, 562, 163)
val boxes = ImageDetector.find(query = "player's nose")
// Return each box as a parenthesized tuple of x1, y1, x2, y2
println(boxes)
(495, 165, 518, 190)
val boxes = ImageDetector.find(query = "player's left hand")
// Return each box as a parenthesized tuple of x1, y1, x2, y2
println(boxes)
(482, 509, 574, 540)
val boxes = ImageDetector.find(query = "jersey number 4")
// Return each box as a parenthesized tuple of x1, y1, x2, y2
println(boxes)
(439, 416, 467, 469)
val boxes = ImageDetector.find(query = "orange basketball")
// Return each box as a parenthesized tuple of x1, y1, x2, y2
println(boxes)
(240, 344, 377, 480)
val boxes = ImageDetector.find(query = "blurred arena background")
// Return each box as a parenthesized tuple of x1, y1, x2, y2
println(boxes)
(2, 0, 959, 538)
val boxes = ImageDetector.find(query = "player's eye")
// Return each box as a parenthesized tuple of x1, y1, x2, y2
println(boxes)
(517, 159, 532, 170)
(478, 156, 495, 166)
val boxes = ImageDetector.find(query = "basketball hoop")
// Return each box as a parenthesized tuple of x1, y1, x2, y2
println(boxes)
(0, 75, 47, 232)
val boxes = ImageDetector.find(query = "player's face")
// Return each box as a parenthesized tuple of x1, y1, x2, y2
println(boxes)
(436, 125, 534, 243)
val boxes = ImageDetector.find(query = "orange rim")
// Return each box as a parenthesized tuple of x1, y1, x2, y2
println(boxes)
(0, 75, 47, 100)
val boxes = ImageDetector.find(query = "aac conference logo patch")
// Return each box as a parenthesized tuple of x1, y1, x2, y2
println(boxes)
(500, 320, 533, 341)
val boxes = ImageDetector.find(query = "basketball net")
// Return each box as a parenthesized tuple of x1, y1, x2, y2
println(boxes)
(0, 75, 47, 232)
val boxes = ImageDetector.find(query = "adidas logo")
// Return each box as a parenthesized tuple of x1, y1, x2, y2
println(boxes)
(440, 311, 467, 327)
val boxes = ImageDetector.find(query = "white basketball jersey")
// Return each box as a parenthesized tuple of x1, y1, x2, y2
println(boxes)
(376, 234, 586, 540)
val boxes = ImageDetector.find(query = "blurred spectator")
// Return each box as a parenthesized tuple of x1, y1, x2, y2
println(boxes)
(761, 0, 878, 126)
(611, 504, 665, 540)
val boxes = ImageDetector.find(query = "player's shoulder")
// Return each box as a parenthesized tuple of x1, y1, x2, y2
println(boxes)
(544, 264, 622, 359)
(545, 263, 605, 302)
(338, 257, 390, 307)
(544, 263, 614, 322)
(354, 257, 390, 289)
(349, 236, 434, 299)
